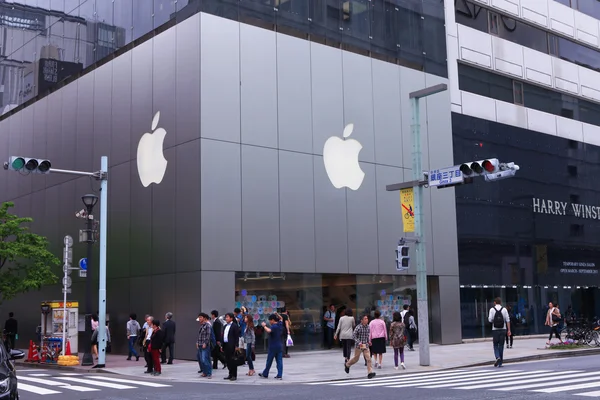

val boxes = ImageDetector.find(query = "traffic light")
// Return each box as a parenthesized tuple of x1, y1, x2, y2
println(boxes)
(459, 158, 499, 176)
(7, 156, 51, 174)
(396, 245, 410, 271)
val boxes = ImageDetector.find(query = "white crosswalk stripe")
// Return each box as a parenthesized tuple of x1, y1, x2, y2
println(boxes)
(16, 372, 172, 396)
(311, 368, 600, 397)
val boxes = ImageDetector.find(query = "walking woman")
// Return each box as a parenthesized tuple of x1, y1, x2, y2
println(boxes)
(244, 314, 256, 376)
(334, 308, 356, 362)
(150, 319, 164, 376)
(369, 310, 388, 369)
(545, 301, 563, 346)
(389, 312, 406, 370)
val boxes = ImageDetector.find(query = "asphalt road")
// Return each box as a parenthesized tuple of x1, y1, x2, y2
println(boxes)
(16, 355, 600, 399)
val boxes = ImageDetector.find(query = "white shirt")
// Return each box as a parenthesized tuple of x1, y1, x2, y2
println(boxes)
(223, 323, 231, 343)
(145, 326, 153, 340)
(400, 310, 408, 319)
(488, 305, 510, 330)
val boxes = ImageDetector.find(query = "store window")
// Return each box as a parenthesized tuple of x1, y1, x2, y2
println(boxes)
(234, 273, 416, 352)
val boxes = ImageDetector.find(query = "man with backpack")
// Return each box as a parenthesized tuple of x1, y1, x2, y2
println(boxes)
(488, 297, 511, 367)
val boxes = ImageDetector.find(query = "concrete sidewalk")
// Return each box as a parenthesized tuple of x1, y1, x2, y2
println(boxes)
(17, 336, 600, 385)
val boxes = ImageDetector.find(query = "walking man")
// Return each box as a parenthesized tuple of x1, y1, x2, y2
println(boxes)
(258, 313, 284, 379)
(161, 312, 176, 364)
(488, 297, 511, 367)
(344, 314, 376, 379)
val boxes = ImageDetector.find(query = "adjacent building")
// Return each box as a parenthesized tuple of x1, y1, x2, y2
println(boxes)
(446, 0, 600, 338)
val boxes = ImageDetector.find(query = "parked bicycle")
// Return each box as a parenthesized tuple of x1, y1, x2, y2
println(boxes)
(560, 318, 600, 346)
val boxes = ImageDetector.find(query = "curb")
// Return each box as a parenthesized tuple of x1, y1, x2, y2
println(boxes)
(16, 360, 111, 374)
(320, 347, 600, 383)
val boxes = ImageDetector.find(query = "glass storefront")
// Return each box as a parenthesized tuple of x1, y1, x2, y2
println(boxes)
(234, 272, 416, 352)
(453, 112, 600, 339)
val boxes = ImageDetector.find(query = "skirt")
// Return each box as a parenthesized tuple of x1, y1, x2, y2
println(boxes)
(370, 337, 387, 354)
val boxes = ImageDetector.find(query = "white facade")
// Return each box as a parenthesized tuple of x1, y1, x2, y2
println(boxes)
(445, 0, 600, 147)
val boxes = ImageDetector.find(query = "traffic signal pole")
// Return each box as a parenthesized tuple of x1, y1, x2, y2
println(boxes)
(408, 84, 448, 367)
(3, 155, 108, 368)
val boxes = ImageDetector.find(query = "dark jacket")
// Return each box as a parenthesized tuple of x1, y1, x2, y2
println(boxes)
(162, 319, 176, 344)
(222, 322, 240, 347)
(4, 318, 17, 335)
(212, 318, 223, 343)
(150, 328, 164, 350)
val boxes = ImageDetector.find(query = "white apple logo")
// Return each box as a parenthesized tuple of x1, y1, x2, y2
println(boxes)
(137, 111, 168, 188)
(323, 123, 365, 191)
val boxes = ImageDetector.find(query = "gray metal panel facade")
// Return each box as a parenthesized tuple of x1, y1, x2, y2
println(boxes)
(0, 11, 460, 357)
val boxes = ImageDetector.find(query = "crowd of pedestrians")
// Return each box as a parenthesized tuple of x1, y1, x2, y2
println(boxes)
(124, 307, 289, 381)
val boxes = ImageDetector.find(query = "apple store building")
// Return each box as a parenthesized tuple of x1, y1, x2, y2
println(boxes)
(0, 1, 461, 358)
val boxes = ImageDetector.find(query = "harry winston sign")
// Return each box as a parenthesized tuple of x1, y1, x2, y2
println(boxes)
(533, 198, 600, 219)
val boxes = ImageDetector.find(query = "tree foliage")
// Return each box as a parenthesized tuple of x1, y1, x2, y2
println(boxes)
(0, 202, 59, 302)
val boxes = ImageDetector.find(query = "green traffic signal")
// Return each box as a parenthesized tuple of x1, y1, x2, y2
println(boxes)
(11, 157, 24, 170)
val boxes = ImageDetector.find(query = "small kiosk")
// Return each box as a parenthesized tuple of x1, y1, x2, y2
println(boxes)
(40, 301, 79, 357)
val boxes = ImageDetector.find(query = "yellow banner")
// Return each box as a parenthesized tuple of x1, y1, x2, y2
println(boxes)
(400, 188, 415, 233)
(44, 301, 79, 309)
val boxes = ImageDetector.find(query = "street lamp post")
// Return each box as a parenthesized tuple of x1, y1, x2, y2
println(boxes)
(80, 194, 98, 367)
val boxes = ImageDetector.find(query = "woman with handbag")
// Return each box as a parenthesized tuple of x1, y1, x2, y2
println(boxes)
(389, 312, 406, 370)
(545, 301, 563, 345)
(243, 315, 256, 376)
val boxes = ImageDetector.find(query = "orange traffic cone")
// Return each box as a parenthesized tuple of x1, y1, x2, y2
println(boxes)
(31, 344, 40, 362)
(65, 339, 71, 356)
(40, 345, 47, 363)
(25, 340, 34, 362)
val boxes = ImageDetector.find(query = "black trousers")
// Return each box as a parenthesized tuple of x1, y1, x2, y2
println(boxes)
(341, 339, 354, 359)
(144, 346, 153, 372)
(506, 332, 513, 347)
(161, 342, 174, 363)
(212, 345, 226, 368)
(223, 343, 238, 378)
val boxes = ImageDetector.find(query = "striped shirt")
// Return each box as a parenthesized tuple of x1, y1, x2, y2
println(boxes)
(352, 323, 370, 348)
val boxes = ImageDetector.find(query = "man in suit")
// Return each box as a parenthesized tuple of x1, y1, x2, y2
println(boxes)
(222, 312, 240, 381)
(161, 312, 176, 364)
(211, 310, 225, 369)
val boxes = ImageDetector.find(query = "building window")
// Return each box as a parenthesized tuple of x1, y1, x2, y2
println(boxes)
(568, 165, 578, 176)
(568, 140, 580, 150)
(488, 12, 499, 35)
(570, 223, 584, 237)
(548, 34, 559, 56)
(513, 81, 524, 105)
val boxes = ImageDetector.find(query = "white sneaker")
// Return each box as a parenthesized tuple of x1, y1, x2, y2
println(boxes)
(394, 366, 399, 370)
(401, 362, 406, 369)
(374, 362, 379, 368)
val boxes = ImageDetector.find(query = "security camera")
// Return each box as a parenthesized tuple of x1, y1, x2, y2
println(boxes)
(75, 209, 87, 219)
(2, 162, 7, 170)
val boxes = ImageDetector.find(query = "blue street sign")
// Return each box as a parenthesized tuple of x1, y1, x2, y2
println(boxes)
(79, 258, 87, 270)
(429, 165, 464, 188)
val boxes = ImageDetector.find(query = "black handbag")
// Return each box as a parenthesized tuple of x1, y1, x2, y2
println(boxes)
(233, 348, 246, 366)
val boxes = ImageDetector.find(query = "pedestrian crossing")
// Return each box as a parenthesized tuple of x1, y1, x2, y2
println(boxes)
(308, 368, 600, 397)
(16, 372, 171, 396)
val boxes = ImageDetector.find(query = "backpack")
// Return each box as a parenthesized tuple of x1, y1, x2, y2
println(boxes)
(493, 307, 505, 329)
(403, 312, 411, 328)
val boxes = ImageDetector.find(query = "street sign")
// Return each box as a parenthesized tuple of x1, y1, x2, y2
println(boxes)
(428, 166, 464, 188)
(62, 288, 71, 294)
(64, 235, 73, 247)
(79, 258, 87, 270)
(62, 276, 72, 288)
(79, 270, 87, 278)
(63, 248, 73, 263)
(400, 188, 415, 233)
